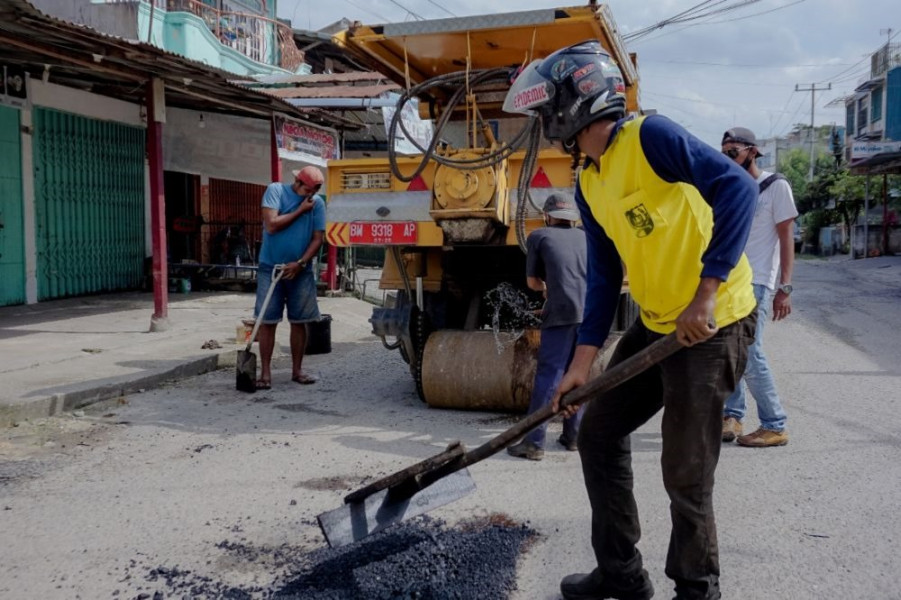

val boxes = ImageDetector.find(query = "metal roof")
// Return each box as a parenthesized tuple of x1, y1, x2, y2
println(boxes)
(258, 83, 398, 99)
(0, 0, 352, 128)
(332, 4, 639, 114)
(243, 71, 392, 85)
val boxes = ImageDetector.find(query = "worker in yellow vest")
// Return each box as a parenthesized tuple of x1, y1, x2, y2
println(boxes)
(505, 41, 758, 600)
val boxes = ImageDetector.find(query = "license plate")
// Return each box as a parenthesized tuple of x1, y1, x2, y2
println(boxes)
(348, 222, 417, 245)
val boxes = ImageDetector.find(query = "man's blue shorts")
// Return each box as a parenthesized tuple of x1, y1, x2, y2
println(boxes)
(255, 265, 320, 325)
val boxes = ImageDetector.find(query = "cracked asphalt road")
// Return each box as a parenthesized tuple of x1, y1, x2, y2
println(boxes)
(1, 257, 900, 599)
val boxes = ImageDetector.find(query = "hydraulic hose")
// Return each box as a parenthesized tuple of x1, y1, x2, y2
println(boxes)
(514, 118, 543, 253)
(386, 67, 534, 182)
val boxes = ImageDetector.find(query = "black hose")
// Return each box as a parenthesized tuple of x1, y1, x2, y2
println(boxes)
(386, 67, 535, 182)
(515, 118, 542, 253)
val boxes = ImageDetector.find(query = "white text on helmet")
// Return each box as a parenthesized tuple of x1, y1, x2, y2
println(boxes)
(512, 83, 549, 110)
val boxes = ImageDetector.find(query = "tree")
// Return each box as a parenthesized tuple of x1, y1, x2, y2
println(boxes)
(778, 148, 835, 213)
(778, 148, 809, 204)
(829, 169, 866, 233)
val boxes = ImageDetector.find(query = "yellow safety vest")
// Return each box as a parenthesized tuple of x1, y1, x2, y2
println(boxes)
(578, 117, 755, 333)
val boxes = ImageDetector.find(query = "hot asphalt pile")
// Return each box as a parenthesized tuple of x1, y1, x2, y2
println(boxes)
(128, 515, 536, 599)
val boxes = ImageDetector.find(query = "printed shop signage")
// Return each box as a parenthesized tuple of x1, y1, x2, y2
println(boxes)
(850, 140, 901, 164)
(273, 114, 339, 167)
(1, 64, 28, 109)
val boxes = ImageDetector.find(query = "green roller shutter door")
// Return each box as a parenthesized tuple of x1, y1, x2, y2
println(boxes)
(0, 105, 26, 306)
(33, 108, 145, 300)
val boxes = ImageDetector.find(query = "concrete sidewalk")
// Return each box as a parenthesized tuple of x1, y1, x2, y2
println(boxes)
(0, 291, 379, 427)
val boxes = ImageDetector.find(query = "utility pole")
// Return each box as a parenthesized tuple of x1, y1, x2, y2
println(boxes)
(795, 83, 832, 181)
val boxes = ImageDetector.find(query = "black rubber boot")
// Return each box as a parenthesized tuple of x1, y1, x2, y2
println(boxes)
(560, 568, 654, 600)
(672, 577, 721, 599)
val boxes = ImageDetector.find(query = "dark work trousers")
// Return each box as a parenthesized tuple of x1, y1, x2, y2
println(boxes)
(525, 324, 583, 448)
(577, 313, 756, 599)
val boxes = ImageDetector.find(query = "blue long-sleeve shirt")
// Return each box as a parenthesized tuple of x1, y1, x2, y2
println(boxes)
(575, 114, 756, 347)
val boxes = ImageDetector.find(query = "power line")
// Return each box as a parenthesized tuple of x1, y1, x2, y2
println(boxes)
(643, 89, 743, 109)
(817, 25, 897, 84)
(339, 0, 390, 22)
(642, 59, 853, 68)
(382, 0, 425, 20)
(694, 0, 806, 24)
(423, 0, 456, 17)
(769, 87, 802, 136)
(649, 74, 788, 87)
(630, 0, 806, 45)
(625, 0, 764, 43)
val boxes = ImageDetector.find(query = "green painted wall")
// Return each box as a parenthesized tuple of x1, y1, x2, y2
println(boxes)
(0, 106, 26, 306)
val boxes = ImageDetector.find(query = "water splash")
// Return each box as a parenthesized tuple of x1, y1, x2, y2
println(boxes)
(483, 283, 542, 354)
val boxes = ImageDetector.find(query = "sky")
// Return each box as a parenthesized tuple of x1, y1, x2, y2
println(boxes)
(276, 0, 898, 148)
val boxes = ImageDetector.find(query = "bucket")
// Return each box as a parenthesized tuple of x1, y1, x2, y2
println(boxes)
(236, 319, 255, 344)
(306, 314, 332, 355)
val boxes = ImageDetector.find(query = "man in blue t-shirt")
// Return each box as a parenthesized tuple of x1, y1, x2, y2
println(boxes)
(254, 165, 326, 389)
(507, 193, 587, 461)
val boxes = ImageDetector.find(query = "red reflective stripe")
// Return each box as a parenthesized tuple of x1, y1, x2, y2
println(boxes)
(530, 167, 552, 188)
(407, 175, 428, 191)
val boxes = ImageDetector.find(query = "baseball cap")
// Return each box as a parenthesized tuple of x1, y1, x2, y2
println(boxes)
(542, 193, 580, 222)
(722, 127, 765, 155)
(292, 166, 324, 188)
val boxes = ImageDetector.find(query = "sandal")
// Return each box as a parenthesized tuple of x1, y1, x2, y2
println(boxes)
(255, 379, 271, 390)
(291, 374, 317, 385)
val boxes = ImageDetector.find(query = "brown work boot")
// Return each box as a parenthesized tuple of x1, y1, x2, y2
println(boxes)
(561, 568, 654, 600)
(722, 417, 742, 442)
(737, 428, 788, 447)
(506, 440, 544, 461)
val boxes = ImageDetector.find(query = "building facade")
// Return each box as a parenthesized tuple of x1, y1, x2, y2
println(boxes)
(1, 0, 343, 308)
(30, 0, 307, 76)
(845, 41, 901, 172)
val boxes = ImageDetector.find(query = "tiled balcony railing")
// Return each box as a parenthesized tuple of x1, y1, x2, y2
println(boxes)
(166, 0, 304, 71)
(871, 43, 901, 79)
(104, 0, 304, 71)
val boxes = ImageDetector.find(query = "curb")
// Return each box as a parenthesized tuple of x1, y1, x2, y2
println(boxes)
(0, 351, 232, 428)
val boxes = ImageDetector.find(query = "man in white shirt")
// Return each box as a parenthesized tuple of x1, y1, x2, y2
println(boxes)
(721, 127, 797, 447)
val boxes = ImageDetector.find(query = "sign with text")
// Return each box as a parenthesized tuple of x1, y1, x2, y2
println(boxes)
(1, 65, 28, 109)
(850, 140, 901, 164)
(382, 93, 434, 156)
(273, 114, 339, 167)
(348, 221, 417, 245)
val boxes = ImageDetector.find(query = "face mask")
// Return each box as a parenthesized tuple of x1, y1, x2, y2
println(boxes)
(723, 146, 754, 171)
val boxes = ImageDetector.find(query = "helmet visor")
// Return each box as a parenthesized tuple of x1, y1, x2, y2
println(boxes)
(502, 61, 555, 115)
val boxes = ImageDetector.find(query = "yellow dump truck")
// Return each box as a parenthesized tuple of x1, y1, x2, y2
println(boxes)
(326, 5, 640, 410)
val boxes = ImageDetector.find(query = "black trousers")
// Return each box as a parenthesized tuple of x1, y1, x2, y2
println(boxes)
(577, 314, 755, 598)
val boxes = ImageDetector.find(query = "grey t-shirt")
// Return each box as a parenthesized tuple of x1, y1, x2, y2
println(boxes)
(526, 225, 587, 328)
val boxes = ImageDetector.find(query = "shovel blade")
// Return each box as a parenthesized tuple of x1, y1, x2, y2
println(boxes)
(317, 468, 476, 548)
(236, 350, 257, 393)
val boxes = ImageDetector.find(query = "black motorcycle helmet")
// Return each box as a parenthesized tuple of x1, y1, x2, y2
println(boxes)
(504, 40, 627, 148)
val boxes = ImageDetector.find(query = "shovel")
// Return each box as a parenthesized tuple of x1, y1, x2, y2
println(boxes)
(236, 265, 285, 393)
(317, 332, 682, 547)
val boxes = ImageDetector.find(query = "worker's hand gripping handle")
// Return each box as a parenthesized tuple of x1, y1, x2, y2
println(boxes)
(557, 333, 682, 412)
